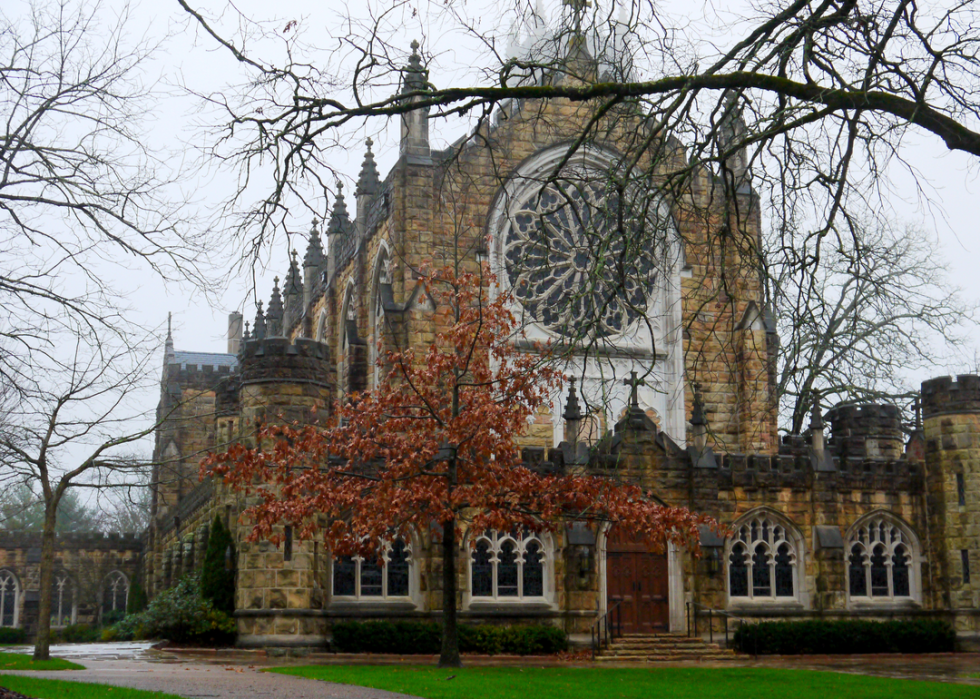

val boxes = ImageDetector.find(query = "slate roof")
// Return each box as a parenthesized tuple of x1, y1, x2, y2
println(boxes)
(172, 351, 238, 369)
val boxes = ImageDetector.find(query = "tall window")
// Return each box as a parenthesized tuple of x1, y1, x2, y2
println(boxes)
(103, 571, 129, 615)
(728, 515, 799, 601)
(470, 531, 547, 601)
(332, 538, 412, 600)
(847, 516, 916, 601)
(0, 570, 17, 627)
(51, 573, 74, 627)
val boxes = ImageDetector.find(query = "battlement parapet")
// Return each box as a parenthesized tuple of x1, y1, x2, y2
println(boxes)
(712, 452, 919, 492)
(0, 531, 143, 551)
(921, 375, 980, 417)
(239, 337, 332, 387)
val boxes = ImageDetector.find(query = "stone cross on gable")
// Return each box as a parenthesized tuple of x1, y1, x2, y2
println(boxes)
(624, 371, 645, 409)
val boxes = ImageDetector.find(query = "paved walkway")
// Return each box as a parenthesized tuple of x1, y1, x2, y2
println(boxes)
(0, 643, 978, 698)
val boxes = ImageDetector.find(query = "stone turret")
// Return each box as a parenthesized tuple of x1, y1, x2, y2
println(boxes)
(303, 219, 324, 311)
(399, 40, 431, 162)
(921, 375, 980, 619)
(266, 277, 284, 336)
(825, 404, 904, 461)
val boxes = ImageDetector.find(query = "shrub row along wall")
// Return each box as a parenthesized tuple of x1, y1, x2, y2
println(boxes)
(732, 619, 956, 655)
(330, 621, 567, 655)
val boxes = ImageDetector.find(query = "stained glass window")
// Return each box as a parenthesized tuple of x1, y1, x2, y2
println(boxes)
(387, 539, 410, 597)
(472, 541, 494, 597)
(501, 166, 668, 338)
(523, 541, 544, 597)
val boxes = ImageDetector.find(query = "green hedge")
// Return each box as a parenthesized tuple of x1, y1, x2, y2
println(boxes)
(732, 619, 956, 655)
(0, 627, 26, 644)
(330, 621, 567, 655)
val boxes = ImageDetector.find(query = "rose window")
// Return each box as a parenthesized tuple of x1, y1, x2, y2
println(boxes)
(502, 170, 662, 337)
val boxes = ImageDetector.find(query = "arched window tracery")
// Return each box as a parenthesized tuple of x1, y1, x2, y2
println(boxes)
(846, 515, 917, 601)
(103, 571, 129, 616)
(470, 530, 548, 601)
(51, 572, 75, 627)
(332, 538, 414, 601)
(728, 514, 801, 602)
(0, 570, 18, 628)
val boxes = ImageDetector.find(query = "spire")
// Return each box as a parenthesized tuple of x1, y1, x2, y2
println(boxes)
(266, 277, 284, 336)
(400, 40, 429, 95)
(327, 182, 352, 237)
(286, 250, 302, 296)
(303, 219, 324, 269)
(355, 139, 382, 198)
(253, 301, 266, 340)
(563, 376, 583, 449)
(164, 312, 175, 365)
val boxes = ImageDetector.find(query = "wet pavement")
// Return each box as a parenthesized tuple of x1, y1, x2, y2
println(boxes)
(0, 643, 977, 698)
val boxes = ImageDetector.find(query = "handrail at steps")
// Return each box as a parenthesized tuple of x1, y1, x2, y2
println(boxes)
(590, 601, 622, 660)
(686, 601, 740, 647)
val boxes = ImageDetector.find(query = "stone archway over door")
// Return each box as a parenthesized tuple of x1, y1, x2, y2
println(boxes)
(606, 527, 669, 634)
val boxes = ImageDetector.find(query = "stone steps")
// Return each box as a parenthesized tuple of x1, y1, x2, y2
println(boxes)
(595, 634, 739, 663)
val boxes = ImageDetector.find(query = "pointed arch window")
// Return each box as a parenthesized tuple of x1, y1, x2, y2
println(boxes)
(51, 573, 75, 627)
(470, 531, 548, 601)
(0, 570, 18, 627)
(847, 516, 917, 602)
(728, 515, 800, 602)
(332, 538, 414, 601)
(103, 571, 130, 615)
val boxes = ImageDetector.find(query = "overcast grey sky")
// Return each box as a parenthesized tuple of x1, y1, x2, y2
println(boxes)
(14, 0, 978, 405)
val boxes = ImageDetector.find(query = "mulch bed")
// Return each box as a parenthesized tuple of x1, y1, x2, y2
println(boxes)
(0, 687, 33, 699)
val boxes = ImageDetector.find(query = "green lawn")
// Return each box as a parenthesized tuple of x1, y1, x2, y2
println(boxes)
(269, 666, 979, 699)
(0, 652, 83, 671)
(0, 676, 182, 699)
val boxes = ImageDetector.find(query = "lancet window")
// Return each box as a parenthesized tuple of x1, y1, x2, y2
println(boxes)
(847, 516, 917, 601)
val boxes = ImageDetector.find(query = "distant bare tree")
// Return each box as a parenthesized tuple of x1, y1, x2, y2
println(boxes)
(0, 0, 210, 389)
(768, 221, 976, 434)
(0, 323, 163, 660)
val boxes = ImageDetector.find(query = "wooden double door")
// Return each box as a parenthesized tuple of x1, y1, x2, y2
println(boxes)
(606, 527, 669, 634)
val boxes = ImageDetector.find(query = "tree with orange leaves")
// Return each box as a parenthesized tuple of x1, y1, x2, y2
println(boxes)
(204, 264, 714, 667)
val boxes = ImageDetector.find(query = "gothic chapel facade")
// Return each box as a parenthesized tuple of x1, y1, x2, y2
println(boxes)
(137, 27, 980, 651)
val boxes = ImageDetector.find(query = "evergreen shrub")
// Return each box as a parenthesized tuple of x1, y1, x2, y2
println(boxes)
(201, 514, 236, 614)
(105, 575, 236, 645)
(0, 627, 26, 644)
(126, 580, 148, 615)
(55, 624, 100, 643)
(330, 620, 567, 655)
(732, 619, 955, 655)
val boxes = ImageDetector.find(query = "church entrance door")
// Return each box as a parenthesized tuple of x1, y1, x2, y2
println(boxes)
(606, 526, 669, 634)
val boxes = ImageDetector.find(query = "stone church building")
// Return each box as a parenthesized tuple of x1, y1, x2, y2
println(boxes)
(1, 22, 978, 650)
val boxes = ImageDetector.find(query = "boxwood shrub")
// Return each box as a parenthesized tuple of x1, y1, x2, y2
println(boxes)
(732, 619, 955, 655)
(330, 621, 567, 655)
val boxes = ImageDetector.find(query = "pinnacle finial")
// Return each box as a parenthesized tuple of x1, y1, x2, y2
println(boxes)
(167, 312, 172, 339)
(411, 39, 420, 53)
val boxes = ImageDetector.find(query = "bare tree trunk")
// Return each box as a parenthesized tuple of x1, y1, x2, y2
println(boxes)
(33, 504, 57, 661)
(439, 517, 461, 668)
